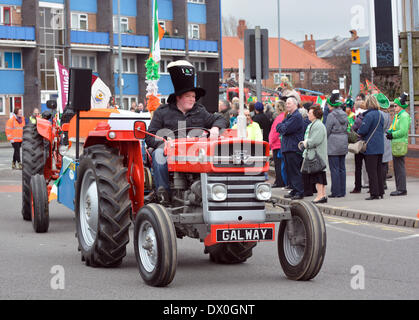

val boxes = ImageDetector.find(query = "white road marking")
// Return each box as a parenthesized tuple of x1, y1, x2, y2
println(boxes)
(393, 234, 419, 241)
(326, 223, 393, 242)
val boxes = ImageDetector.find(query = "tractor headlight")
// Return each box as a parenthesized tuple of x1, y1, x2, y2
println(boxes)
(207, 183, 227, 202)
(255, 183, 272, 201)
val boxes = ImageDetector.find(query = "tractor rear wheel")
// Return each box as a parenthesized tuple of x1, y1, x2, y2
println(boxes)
(75, 145, 131, 267)
(205, 242, 257, 264)
(134, 204, 177, 287)
(30, 174, 49, 233)
(277, 200, 326, 281)
(22, 124, 45, 221)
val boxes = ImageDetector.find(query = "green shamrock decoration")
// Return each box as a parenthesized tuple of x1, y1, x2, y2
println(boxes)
(145, 57, 160, 81)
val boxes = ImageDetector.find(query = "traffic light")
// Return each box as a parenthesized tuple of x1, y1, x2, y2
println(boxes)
(351, 48, 361, 64)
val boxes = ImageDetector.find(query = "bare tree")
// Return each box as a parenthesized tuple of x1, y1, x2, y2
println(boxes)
(222, 15, 238, 37)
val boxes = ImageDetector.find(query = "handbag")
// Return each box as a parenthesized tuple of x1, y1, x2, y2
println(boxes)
(392, 141, 408, 157)
(348, 140, 367, 154)
(348, 111, 382, 154)
(301, 151, 326, 174)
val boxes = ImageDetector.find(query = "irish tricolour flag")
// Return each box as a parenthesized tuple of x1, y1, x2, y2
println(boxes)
(151, 0, 165, 63)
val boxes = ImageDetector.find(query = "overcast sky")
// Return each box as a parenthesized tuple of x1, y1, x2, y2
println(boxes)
(221, 0, 371, 41)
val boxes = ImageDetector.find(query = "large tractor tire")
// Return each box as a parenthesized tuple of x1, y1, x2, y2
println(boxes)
(22, 124, 45, 221)
(205, 242, 257, 264)
(278, 200, 326, 281)
(30, 174, 49, 233)
(75, 145, 131, 267)
(134, 204, 177, 287)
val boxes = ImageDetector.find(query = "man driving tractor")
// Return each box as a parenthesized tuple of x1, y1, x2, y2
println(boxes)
(145, 60, 228, 203)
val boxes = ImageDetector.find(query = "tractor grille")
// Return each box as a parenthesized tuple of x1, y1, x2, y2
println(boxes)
(206, 172, 266, 212)
(212, 142, 267, 168)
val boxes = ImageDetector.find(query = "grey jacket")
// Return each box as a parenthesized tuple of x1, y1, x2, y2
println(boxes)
(303, 119, 328, 172)
(325, 108, 349, 156)
(381, 111, 393, 163)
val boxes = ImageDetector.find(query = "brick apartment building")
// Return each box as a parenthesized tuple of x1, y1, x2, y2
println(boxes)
(0, 0, 222, 132)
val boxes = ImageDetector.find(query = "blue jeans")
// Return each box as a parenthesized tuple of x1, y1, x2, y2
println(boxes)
(152, 148, 170, 193)
(328, 155, 346, 197)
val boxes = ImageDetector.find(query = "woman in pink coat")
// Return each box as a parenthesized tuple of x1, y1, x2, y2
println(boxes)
(269, 101, 287, 188)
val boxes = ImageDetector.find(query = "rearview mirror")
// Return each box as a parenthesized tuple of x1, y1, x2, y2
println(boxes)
(134, 121, 147, 139)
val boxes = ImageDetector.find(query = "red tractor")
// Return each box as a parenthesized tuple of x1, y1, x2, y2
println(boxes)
(69, 108, 326, 287)
(21, 100, 64, 232)
(24, 69, 326, 287)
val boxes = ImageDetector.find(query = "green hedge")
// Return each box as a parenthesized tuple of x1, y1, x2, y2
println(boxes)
(0, 132, 7, 142)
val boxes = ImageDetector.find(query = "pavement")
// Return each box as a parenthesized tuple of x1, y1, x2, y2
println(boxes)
(269, 152, 419, 229)
(1, 141, 418, 228)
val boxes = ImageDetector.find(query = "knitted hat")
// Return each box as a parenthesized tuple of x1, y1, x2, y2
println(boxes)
(374, 93, 390, 109)
(394, 92, 409, 109)
(254, 102, 264, 112)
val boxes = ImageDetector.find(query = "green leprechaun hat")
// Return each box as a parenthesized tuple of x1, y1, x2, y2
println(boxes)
(374, 93, 390, 109)
(394, 92, 409, 109)
(327, 90, 343, 107)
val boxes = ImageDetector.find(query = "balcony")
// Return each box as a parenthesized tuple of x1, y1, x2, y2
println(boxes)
(188, 39, 218, 52)
(160, 37, 185, 51)
(113, 34, 148, 48)
(71, 30, 109, 45)
(0, 25, 35, 41)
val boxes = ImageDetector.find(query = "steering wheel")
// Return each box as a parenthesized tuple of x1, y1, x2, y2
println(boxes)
(172, 127, 211, 139)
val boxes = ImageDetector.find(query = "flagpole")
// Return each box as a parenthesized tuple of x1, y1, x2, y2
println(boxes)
(117, 0, 123, 108)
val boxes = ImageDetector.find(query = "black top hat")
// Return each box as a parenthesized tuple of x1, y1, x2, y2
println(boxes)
(167, 60, 206, 104)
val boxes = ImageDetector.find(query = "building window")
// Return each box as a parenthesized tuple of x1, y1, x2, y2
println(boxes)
(72, 53, 97, 71)
(188, 0, 205, 3)
(300, 72, 305, 81)
(8, 96, 23, 114)
(158, 20, 166, 32)
(188, 24, 200, 40)
(159, 59, 172, 73)
(0, 50, 22, 69)
(0, 96, 5, 115)
(71, 13, 88, 31)
(114, 56, 137, 73)
(0, 6, 11, 25)
(312, 71, 329, 85)
(274, 73, 291, 85)
(191, 60, 207, 71)
(116, 96, 137, 111)
(113, 16, 129, 33)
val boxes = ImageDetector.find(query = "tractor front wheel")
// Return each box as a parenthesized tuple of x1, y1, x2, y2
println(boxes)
(30, 174, 49, 233)
(277, 200, 327, 281)
(134, 204, 177, 287)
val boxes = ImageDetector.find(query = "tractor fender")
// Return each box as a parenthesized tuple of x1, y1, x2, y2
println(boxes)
(36, 118, 53, 142)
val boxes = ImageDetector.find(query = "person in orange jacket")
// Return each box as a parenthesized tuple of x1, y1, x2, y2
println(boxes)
(5, 107, 25, 170)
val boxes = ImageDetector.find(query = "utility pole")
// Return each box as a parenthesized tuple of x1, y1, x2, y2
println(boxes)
(117, 0, 123, 109)
(404, 0, 416, 144)
(255, 26, 262, 103)
(277, 0, 281, 78)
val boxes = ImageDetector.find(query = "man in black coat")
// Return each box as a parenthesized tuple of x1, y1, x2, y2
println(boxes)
(252, 102, 271, 143)
(146, 61, 227, 201)
(276, 96, 305, 199)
